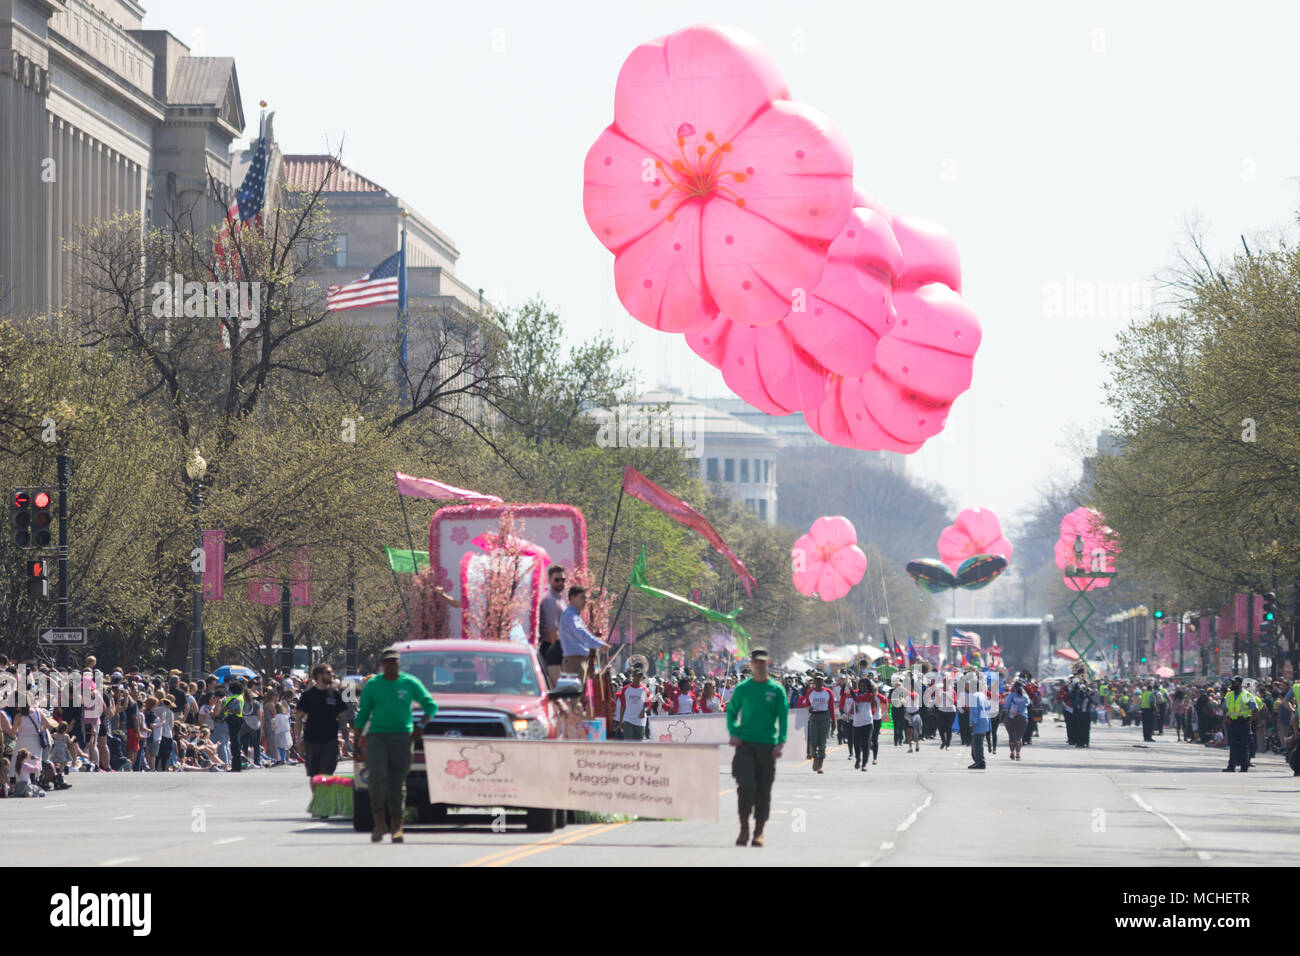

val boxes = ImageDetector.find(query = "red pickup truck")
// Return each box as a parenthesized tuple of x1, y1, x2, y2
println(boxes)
(352, 639, 572, 833)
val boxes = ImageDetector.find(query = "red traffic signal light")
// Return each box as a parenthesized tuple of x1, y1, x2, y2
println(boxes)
(26, 559, 48, 599)
(11, 489, 31, 546)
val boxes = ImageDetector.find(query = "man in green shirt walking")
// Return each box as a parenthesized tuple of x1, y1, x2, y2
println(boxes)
(353, 647, 438, 843)
(725, 648, 788, 848)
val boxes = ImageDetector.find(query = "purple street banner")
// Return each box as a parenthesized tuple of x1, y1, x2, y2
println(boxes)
(202, 530, 225, 601)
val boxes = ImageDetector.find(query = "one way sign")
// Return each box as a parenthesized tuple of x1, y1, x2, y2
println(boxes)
(36, 627, 86, 646)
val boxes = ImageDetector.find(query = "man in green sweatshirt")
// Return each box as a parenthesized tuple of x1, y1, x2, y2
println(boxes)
(725, 648, 788, 848)
(353, 647, 438, 843)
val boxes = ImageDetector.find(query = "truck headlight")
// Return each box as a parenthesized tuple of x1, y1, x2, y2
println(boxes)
(513, 718, 547, 739)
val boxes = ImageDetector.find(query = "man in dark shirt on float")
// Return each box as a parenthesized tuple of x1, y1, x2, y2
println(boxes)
(539, 564, 567, 685)
(295, 663, 347, 777)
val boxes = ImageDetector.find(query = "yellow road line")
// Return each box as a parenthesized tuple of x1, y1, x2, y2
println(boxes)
(483, 821, 628, 867)
(457, 828, 575, 868)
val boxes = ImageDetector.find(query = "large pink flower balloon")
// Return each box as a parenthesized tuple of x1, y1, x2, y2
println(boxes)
(1054, 507, 1119, 590)
(682, 195, 901, 414)
(805, 213, 981, 450)
(936, 508, 1013, 573)
(583, 24, 854, 333)
(791, 516, 867, 601)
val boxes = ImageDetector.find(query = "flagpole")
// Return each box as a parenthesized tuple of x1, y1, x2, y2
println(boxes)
(399, 212, 409, 406)
(597, 481, 626, 595)
(397, 492, 422, 574)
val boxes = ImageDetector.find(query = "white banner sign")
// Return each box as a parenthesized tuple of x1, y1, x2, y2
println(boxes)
(647, 709, 809, 762)
(422, 737, 719, 820)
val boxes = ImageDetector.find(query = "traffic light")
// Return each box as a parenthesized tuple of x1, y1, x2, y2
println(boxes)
(1140, 655, 1148, 664)
(1261, 591, 1277, 637)
(11, 490, 31, 546)
(1152, 594, 1164, 621)
(11, 488, 53, 548)
(30, 490, 52, 547)
(25, 558, 48, 599)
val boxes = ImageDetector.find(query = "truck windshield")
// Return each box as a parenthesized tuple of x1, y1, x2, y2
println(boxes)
(400, 651, 540, 696)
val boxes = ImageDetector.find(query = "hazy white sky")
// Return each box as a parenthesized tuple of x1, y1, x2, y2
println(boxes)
(150, 0, 1299, 524)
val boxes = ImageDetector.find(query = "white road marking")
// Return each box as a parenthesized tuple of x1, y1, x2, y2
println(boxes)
(895, 794, 933, 833)
(880, 841, 895, 850)
(112, 814, 134, 820)
(100, 857, 139, 866)
(213, 837, 245, 845)
(259, 799, 279, 805)
(1129, 793, 1206, 860)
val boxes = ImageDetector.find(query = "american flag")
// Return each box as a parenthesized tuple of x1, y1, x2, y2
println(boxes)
(326, 250, 401, 312)
(215, 133, 269, 348)
(987, 640, 1003, 666)
(951, 628, 981, 649)
(230, 134, 269, 226)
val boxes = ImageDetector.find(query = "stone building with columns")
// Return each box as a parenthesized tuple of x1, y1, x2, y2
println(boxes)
(0, 0, 243, 318)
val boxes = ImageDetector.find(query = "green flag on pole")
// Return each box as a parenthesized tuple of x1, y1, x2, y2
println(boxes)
(629, 546, 750, 656)
(385, 547, 429, 574)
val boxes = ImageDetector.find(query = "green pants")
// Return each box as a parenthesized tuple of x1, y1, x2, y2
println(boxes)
(366, 732, 414, 820)
(731, 741, 776, 824)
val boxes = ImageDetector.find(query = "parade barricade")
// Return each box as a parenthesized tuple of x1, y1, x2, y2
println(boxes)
(647, 709, 810, 762)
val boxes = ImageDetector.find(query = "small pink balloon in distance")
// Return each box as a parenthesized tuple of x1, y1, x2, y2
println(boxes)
(791, 516, 867, 601)
(1054, 506, 1119, 590)
(583, 24, 854, 334)
(936, 507, 1013, 574)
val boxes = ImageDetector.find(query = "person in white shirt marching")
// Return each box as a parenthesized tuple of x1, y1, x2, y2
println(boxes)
(797, 673, 837, 773)
(671, 677, 699, 714)
(699, 680, 725, 713)
(615, 670, 651, 740)
(851, 678, 876, 771)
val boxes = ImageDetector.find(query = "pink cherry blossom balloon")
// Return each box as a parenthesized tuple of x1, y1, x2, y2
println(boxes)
(936, 508, 1013, 573)
(583, 24, 854, 333)
(1054, 507, 1119, 589)
(791, 516, 867, 601)
(803, 210, 980, 450)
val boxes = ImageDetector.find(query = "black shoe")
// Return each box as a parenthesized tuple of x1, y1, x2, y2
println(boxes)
(968, 763, 986, 770)
(1222, 767, 1234, 772)
(854, 762, 860, 769)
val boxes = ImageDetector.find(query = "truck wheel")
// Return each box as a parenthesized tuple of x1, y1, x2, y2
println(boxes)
(417, 803, 447, 823)
(525, 808, 557, 833)
(353, 789, 373, 832)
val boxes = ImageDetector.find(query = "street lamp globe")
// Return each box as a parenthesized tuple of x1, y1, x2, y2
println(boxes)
(186, 449, 207, 481)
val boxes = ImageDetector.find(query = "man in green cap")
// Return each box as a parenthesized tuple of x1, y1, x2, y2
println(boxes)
(726, 648, 788, 848)
(353, 647, 438, 843)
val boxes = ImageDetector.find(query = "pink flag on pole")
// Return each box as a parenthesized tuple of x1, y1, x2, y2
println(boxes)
(202, 530, 225, 601)
(247, 545, 279, 606)
(396, 472, 502, 504)
(290, 548, 310, 607)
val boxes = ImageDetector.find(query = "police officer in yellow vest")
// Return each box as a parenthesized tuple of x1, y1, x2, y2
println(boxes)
(1139, 682, 1157, 742)
(1223, 675, 1257, 773)
(222, 681, 245, 773)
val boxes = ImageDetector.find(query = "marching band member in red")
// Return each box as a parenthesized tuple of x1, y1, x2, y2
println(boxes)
(671, 677, 700, 714)
(699, 680, 726, 713)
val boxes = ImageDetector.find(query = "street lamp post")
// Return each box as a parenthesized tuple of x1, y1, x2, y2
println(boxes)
(186, 450, 207, 678)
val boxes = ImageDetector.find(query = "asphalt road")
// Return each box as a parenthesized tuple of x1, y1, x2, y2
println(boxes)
(4, 718, 1295, 867)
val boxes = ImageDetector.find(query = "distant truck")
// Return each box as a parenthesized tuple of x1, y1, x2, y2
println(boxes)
(254, 644, 324, 680)
(352, 639, 575, 834)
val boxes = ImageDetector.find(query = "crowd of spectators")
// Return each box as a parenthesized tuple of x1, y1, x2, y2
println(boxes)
(1, 654, 358, 797)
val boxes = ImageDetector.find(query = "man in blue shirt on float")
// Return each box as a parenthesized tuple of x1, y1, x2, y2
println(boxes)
(558, 585, 611, 688)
